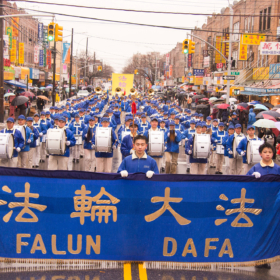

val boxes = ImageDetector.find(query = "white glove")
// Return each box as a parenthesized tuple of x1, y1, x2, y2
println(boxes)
(16, 147, 21, 152)
(27, 139, 31, 143)
(167, 132, 170, 137)
(39, 132, 43, 136)
(66, 141, 71, 146)
(175, 132, 177, 136)
(113, 145, 117, 150)
(146, 170, 154, 178)
(85, 134, 88, 138)
(188, 150, 192, 154)
(130, 149, 133, 154)
(91, 144, 95, 150)
(252, 172, 261, 178)
(240, 151, 245, 156)
(120, 170, 128, 177)
(214, 139, 218, 143)
(228, 151, 233, 154)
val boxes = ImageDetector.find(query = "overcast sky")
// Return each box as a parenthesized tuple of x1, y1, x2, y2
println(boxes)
(17, 0, 233, 72)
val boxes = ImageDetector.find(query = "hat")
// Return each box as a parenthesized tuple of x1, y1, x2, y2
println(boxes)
(54, 106, 58, 110)
(163, 112, 168, 115)
(196, 122, 202, 128)
(160, 120, 166, 123)
(125, 116, 133, 122)
(40, 112, 46, 115)
(232, 112, 237, 115)
(75, 114, 80, 118)
(50, 106, 54, 110)
(194, 112, 198, 116)
(151, 117, 158, 122)
(186, 109, 191, 113)
(34, 113, 39, 117)
(169, 120, 175, 126)
(228, 125, 234, 130)
(54, 114, 60, 120)
(170, 112, 176, 115)
(101, 117, 110, 123)
(62, 113, 68, 118)
(235, 124, 242, 128)
(7, 117, 15, 123)
(141, 114, 146, 118)
(201, 122, 207, 127)
(66, 102, 70, 106)
(213, 119, 218, 122)
(89, 116, 95, 121)
(206, 116, 212, 120)
(190, 120, 196, 124)
(45, 110, 51, 114)
(18, 115, 25, 120)
(175, 115, 180, 120)
(26, 117, 33, 122)
(247, 125, 255, 130)
(198, 114, 203, 117)
(59, 117, 66, 122)
(129, 122, 138, 127)
(218, 122, 225, 127)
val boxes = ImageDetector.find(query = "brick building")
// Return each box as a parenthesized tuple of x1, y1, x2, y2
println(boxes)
(168, 43, 186, 81)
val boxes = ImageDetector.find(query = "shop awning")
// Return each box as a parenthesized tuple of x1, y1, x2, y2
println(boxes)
(240, 91, 280, 96)
(4, 80, 27, 88)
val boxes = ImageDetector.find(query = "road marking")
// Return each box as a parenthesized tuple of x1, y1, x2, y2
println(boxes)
(139, 263, 148, 280)
(124, 263, 132, 280)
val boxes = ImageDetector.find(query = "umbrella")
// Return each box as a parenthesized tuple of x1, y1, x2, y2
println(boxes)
(4, 92, 15, 97)
(229, 98, 237, 102)
(248, 101, 260, 105)
(4, 80, 27, 88)
(273, 105, 280, 109)
(11, 96, 29, 106)
(221, 94, 227, 99)
(201, 98, 209, 101)
(196, 104, 208, 109)
(37, 95, 50, 101)
(253, 119, 276, 128)
(237, 105, 247, 110)
(20, 91, 35, 97)
(216, 104, 230, 109)
(87, 85, 94, 89)
(212, 98, 226, 104)
(209, 97, 218, 101)
(263, 115, 279, 137)
(238, 102, 249, 108)
(256, 111, 280, 119)
(253, 104, 268, 111)
(192, 94, 206, 100)
(276, 109, 280, 114)
(263, 102, 273, 109)
(39, 87, 46, 90)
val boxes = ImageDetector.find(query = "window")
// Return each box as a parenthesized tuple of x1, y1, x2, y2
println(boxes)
(233, 22, 239, 41)
(263, 9, 267, 31)
(267, 7, 271, 29)
(251, 16, 254, 32)
(232, 51, 238, 69)
(245, 18, 248, 32)
(259, 11, 263, 31)
(259, 7, 272, 31)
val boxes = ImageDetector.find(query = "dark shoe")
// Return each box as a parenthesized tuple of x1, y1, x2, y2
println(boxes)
(35, 165, 39, 168)
(76, 159, 79, 163)
(255, 263, 271, 269)
(161, 167, 165, 172)
(41, 160, 45, 163)
(39, 159, 42, 163)
(186, 168, 190, 173)
(32, 165, 35, 168)
(219, 172, 223, 174)
(46, 155, 49, 158)
(215, 171, 219, 174)
(72, 159, 75, 162)
(80, 155, 83, 158)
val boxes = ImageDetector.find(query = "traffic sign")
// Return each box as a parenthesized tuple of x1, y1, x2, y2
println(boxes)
(231, 71, 240, 75)
(222, 75, 235, 80)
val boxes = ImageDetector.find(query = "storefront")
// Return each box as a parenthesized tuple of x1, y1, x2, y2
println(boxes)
(39, 71, 45, 86)
(30, 68, 40, 87)
(4, 67, 15, 80)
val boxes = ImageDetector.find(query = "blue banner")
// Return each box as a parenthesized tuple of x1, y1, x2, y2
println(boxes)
(62, 43, 71, 64)
(39, 50, 44, 67)
(0, 168, 279, 265)
(38, 23, 43, 43)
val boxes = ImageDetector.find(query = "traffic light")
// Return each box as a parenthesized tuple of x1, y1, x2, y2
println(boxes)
(189, 40, 196, 54)
(98, 66, 102, 71)
(182, 39, 189, 54)
(48, 22, 55, 41)
(134, 69, 138, 75)
(55, 24, 63, 42)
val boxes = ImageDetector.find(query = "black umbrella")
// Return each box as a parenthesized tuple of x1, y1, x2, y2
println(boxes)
(263, 102, 273, 109)
(256, 111, 280, 119)
(196, 104, 208, 109)
(273, 105, 280, 109)
(11, 96, 29, 106)
(238, 102, 249, 108)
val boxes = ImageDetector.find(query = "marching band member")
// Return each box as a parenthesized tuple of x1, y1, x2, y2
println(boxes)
(121, 122, 138, 160)
(164, 121, 182, 174)
(82, 116, 97, 172)
(39, 112, 49, 163)
(17, 115, 33, 168)
(46, 111, 54, 126)
(212, 122, 228, 174)
(69, 114, 85, 163)
(206, 116, 212, 128)
(117, 116, 132, 144)
(0, 118, 24, 167)
(93, 117, 118, 173)
(139, 114, 151, 135)
(237, 125, 261, 174)
(185, 120, 196, 173)
(48, 117, 76, 170)
(222, 125, 234, 175)
(185, 122, 215, 175)
(32, 113, 43, 167)
(226, 124, 244, 175)
(118, 135, 159, 177)
(26, 117, 39, 169)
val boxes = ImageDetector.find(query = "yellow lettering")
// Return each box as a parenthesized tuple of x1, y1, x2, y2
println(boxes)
(51, 277, 65, 280)
(182, 238, 197, 257)
(219, 238, 234, 258)
(163, 237, 177, 257)
(68, 234, 82, 254)
(16, 234, 30, 254)
(204, 238, 219, 257)
(51, 235, 66, 255)
(68, 277, 80, 280)
(31, 277, 46, 280)
(86, 235, 100, 255)
(30, 234, 46, 254)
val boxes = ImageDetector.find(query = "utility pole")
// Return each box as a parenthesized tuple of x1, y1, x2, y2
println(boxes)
(69, 28, 73, 97)
(226, 5, 234, 104)
(85, 37, 88, 86)
(0, 0, 4, 122)
(52, 40, 56, 106)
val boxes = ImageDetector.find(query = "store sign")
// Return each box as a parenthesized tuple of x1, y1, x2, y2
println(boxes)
(269, 63, 280, 79)
(39, 49, 44, 67)
(166, 53, 170, 65)
(253, 67, 269, 80)
(10, 39, 16, 63)
(34, 45, 39, 64)
(3, 35, 9, 57)
(215, 36, 222, 63)
(239, 35, 248, 61)
(46, 50, 52, 69)
(242, 34, 265, 45)
(12, 17, 19, 37)
(216, 63, 223, 69)
(193, 69, 204, 76)
(4, 59, 11, 67)
(188, 54, 192, 68)
(38, 23, 43, 42)
(260, 42, 280, 55)
(169, 65, 173, 77)
(203, 56, 210, 68)
(18, 43, 24, 64)
(6, 27, 12, 50)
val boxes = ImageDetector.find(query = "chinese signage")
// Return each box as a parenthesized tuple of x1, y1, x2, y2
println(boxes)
(203, 57, 210, 68)
(194, 76, 203, 85)
(239, 35, 247, 61)
(3, 35, 9, 57)
(169, 65, 173, 77)
(39, 49, 44, 67)
(0, 168, 279, 265)
(34, 45, 39, 64)
(260, 42, 280, 55)
(6, 27, 12, 50)
(242, 34, 265, 45)
(193, 69, 204, 76)
(46, 50, 52, 69)
(111, 73, 134, 95)
(10, 39, 16, 63)
(38, 23, 43, 42)
(166, 53, 170, 65)
(253, 67, 269, 80)
(269, 63, 280, 79)
(12, 17, 19, 37)
(18, 43, 24, 64)
(215, 36, 222, 63)
(216, 63, 223, 69)
(188, 54, 192, 68)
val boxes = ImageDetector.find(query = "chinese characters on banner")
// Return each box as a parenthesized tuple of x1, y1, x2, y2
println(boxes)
(46, 50, 52, 69)
(169, 65, 173, 77)
(193, 69, 204, 76)
(188, 54, 192, 68)
(260, 42, 280, 55)
(111, 73, 134, 95)
(34, 45, 39, 64)
(253, 67, 269, 80)
(38, 23, 43, 43)
(215, 36, 222, 63)
(242, 34, 265, 45)
(3, 35, 9, 58)
(224, 33, 229, 58)
(239, 35, 248, 60)
(12, 17, 19, 37)
(6, 27, 12, 50)
(166, 53, 170, 65)
(18, 43, 24, 64)
(10, 39, 16, 63)
(39, 49, 44, 67)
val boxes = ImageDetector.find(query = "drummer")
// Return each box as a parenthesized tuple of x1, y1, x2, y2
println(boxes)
(222, 125, 235, 175)
(237, 125, 261, 174)
(48, 117, 76, 170)
(17, 115, 33, 169)
(226, 124, 245, 175)
(185, 120, 196, 173)
(121, 122, 138, 159)
(93, 117, 118, 173)
(117, 116, 132, 144)
(143, 117, 164, 171)
(0, 117, 24, 168)
(26, 117, 39, 169)
(39, 112, 49, 163)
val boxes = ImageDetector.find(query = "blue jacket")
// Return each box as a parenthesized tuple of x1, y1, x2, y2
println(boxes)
(82, 125, 97, 150)
(226, 133, 245, 159)
(237, 136, 261, 164)
(212, 130, 228, 151)
(33, 120, 48, 143)
(117, 153, 159, 173)
(121, 134, 135, 159)
(139, 122, 151, 135)
(29, 125, 40, 148)
(69, 121, 85, 136)
(21, 125, 33, 152)
(165, 130, 182, 153)
(112, 110, 121, 125)
(0, 128, 25, 158)
(248, 108, 256, 125)
(247, 162, 280, 176)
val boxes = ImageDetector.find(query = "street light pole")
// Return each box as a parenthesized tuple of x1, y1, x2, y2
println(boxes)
(0, 0, 4, 122)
